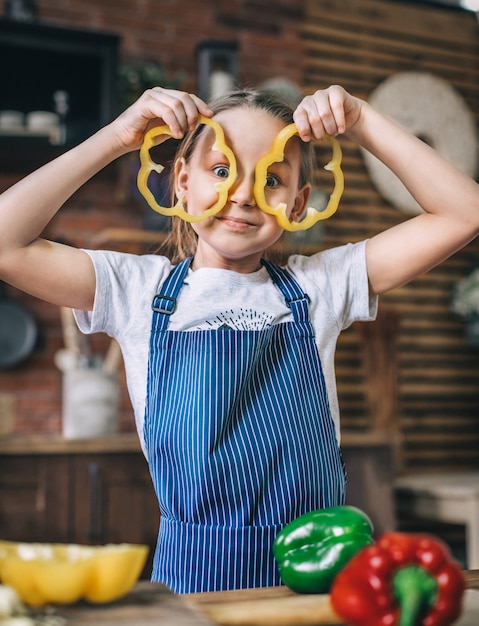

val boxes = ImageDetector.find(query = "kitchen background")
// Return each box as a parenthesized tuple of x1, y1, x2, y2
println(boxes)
(1, 0, 479, 563)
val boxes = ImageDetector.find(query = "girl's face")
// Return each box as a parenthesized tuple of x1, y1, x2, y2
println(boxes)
(175, 107, 310, 272)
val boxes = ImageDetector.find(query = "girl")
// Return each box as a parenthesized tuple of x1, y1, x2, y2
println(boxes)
(1, 85, 479, 593)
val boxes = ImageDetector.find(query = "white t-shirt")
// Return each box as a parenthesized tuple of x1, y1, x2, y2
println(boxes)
(75, 241, 377, 450)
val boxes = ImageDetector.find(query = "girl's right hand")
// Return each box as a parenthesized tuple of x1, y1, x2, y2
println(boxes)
(112, 87, 213, 153)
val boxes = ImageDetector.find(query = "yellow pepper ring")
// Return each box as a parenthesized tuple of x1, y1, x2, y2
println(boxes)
(137, 114, 237, 222)
(253, 123, 344, 232)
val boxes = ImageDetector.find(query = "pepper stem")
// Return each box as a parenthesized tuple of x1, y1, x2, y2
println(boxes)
(393, 565, 438, 626)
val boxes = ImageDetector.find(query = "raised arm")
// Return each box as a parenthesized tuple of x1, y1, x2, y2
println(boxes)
(294, 85, 479, 295)
(0, 88, 212, 310)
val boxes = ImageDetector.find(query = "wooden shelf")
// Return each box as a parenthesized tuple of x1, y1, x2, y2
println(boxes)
(0, 432, 141, 455)
(91, 227, 168, 250)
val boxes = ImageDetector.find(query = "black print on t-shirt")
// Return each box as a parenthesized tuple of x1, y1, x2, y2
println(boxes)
(200, 308, 275, 331)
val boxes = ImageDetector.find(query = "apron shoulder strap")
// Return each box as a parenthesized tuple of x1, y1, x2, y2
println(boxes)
(151, 257, 192, 331)
(261, 259, 311, 323)
(151, 257, 310, 329)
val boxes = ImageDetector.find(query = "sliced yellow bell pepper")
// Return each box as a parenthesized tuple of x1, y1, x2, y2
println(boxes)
(137, 114, 237, 222)
(0, 540, 148, 606)
(254, 123, 344, 231)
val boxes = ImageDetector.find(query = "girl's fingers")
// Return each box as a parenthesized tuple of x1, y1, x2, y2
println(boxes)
(189, 93, 214, 121)
(142, 88, 212, 138)
(115, 87, 214, 152)
(326, 85, 347, 135)
(146, 88, 192, 137)
(294, 86, 347, 141)
(294, 102, 321, 142)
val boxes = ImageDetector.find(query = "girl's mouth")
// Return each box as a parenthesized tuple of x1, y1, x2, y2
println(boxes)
(217, 215, 257, 229)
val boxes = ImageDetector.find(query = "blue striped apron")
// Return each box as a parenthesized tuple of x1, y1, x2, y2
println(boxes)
(144, 257, 345, 593)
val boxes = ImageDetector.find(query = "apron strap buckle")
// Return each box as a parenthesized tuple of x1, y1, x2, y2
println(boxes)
(152, 294, 177, 314)
(285, 294, 311, 307)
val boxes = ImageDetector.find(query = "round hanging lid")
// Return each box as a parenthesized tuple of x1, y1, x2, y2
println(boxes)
(361, 72, 478, 215)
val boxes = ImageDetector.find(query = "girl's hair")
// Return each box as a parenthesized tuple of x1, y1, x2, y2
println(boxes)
(163, 89, 314, 263)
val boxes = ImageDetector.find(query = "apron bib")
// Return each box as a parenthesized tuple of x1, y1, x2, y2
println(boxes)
(144, 258, 345, 593)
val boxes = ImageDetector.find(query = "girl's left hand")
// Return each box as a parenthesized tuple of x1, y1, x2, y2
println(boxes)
(293, 85, 363, 142)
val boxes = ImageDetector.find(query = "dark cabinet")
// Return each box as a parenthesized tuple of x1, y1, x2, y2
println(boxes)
(0, 454, 70, 543)
(0, 446, 159, 578)
(73, 453, 160, 576)
(0, 18, 120, 172)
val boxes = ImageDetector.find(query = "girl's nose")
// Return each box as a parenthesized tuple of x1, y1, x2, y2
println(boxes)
(229, 174, 256, 207)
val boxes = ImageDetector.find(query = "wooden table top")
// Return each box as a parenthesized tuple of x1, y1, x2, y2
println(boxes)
(52, 570, 479, 626)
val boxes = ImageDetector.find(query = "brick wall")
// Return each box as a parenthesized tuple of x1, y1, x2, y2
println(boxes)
(1, 0, 305, 93)
(0, 0, 305, 435)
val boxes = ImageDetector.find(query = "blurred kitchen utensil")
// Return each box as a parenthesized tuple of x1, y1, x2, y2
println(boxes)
(59, 306, 94, 367)
(103, 339, 122, 374)
(62, 368, 119, 438)
(0, 394, 15, 437)
(54, 348, 78, 372)
(59, 306, 81, 355)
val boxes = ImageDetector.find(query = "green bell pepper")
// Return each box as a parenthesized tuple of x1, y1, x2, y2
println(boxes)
(273, 505, 374, 594)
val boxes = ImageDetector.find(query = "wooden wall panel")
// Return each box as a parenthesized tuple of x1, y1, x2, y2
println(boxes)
(303, 0, 479, 473)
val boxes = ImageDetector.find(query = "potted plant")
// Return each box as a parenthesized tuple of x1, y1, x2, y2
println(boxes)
(118, 61, 186, 112)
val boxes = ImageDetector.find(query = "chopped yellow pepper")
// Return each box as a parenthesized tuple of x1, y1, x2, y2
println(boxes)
(0, 540, 148, 606)
(254, 123, 344, 231)
(137, 114, 237, 222)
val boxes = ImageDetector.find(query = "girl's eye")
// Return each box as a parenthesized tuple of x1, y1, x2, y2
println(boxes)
(213, 165, 230, 179)
(265, 173, 281, 188)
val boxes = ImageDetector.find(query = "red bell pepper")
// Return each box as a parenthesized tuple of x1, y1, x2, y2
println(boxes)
(330, 532, 465, 626)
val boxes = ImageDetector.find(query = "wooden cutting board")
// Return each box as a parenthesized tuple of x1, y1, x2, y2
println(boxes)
(54, 583, 214, 626)
(184, 570, 479, 626)
(54, 584, 342, 626)
(45, 570, 479, 626)
(185, 586, 343, 626)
